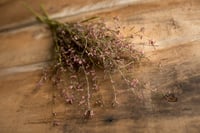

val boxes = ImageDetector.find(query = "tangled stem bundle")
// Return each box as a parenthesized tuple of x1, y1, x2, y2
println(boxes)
(26, 5, 146, 120)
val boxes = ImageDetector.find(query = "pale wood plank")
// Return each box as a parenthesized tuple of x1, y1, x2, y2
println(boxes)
(0, 0, 145, 30)
(0, 40, 200, 132)
(0, 0, 199, 69)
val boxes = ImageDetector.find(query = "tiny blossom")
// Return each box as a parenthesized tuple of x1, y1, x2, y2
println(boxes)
(79, 100, 85, 105)
(84, 109, 94, 119)
(61, 30, 65, 34)
(65, 98, 73, 104)
(78, 60, 82, 64)
(131, 79, 139, 88)
(77, 84, 82, 89)
(53, 121, 60, 126)
(77, 89, 84, 92)
(69, 85, 73, 89)
(112, 100, 119, 107)
(92, 76, 97, 81)
(52, 112, 57, 116)
(70, 75, 77, 79)
(93, 83, 97, 88)
(74, 35, 78, 40)
(110, 80, 114, 84)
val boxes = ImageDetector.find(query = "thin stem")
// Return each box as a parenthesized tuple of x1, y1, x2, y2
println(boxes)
(109, 74, 118, 106)
(119, 61, 135, 69)
(23, 3, 45, 23)
(80, 16, 99, 23)
(83, 67, 91, 110)
(40, 4, 49, 18)
(117, 66, 135, 94)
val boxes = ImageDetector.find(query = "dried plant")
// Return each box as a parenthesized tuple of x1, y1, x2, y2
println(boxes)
(25, 5, 151, 120)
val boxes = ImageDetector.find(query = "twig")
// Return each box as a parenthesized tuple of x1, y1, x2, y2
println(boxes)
(82, 67, 91, 110)
(109, 74, 119, 106)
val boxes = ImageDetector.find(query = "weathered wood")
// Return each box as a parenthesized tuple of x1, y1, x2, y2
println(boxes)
(0, 0, 200, 132)
(0, 0, 199, 69)
(0, 0, 146, 31)
(0, 40, 200, 133)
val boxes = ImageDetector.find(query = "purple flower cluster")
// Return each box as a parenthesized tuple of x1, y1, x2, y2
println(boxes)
(26, 5, 152, 123)
(38, 17, 145, 120)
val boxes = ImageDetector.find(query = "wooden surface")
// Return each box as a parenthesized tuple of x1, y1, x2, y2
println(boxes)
(0, 0, 199, 68)
(0, 0, 200, 133)
(0, 0, 147, 31)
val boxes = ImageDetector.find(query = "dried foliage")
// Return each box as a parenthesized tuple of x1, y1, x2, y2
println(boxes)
(26, 5, 150, 120)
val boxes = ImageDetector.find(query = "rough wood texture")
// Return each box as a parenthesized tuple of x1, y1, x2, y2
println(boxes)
(0, 41, 200, 133)
(0, 0, 199, 69)
(0, 0, 143, 31)
(0, 0, 200, 133)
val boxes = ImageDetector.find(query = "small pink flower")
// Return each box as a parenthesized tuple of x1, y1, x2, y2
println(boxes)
(53, 121, 60, 126)
(78, 60, 82, 64)
(84, 109, 94, 119)
(69, 85, 73, 89)
(79, 100, 85, 105)
(66, 98, 73, 104)
(131, 79, 139, 88)
(70, 75, 77, 79)
(52, 112, 57, 116)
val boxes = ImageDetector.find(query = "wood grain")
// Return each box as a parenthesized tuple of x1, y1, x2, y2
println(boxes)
(0, 0, 200, 132)
(0, 0, 199, 69)
(0, 0, 145, 31)
(0, 40, 200, 133)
